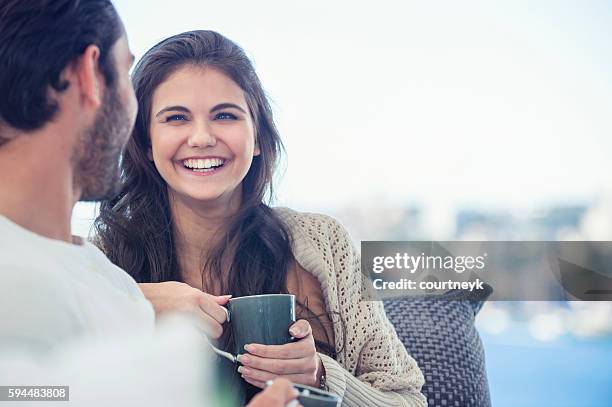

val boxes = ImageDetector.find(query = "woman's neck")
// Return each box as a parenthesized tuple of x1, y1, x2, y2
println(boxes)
(169, 189, 241, 291)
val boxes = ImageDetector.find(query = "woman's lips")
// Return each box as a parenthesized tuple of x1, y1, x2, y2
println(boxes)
(176, 160, 228, 177)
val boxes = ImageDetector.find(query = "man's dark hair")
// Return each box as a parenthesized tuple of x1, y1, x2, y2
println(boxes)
(0, 0, 123, 135)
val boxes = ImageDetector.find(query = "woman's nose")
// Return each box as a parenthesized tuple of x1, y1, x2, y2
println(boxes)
(187, 122, 216, 148)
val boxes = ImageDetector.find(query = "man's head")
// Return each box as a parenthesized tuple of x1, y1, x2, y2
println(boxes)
(0, 0, 137, 200)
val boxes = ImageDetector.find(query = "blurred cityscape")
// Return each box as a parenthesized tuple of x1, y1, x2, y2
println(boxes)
(325, 198, 612, 406)
(326, 199, 612, 341)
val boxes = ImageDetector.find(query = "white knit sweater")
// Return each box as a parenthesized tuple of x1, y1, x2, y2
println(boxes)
(276, 208, 427, 407)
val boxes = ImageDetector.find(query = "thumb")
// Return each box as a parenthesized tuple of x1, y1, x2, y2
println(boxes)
(213, 294, 232, 305)
(289, 319, 312, 339)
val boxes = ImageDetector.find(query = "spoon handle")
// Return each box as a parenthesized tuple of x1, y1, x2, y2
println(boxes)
(209, 343, 237, 364)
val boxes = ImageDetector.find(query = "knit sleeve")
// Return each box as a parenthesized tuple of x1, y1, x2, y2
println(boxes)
(318, 215, 426, 407)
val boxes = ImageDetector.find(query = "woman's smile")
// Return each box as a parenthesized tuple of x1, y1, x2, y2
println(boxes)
(177, 156, 230, 177)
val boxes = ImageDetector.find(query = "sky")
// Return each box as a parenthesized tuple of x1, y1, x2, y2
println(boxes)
(87, 0, 612, 215)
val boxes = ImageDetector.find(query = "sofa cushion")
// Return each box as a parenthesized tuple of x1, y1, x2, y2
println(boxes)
(384, 285, 492, 407)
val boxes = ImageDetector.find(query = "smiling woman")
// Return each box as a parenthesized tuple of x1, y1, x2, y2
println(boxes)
(149, 66, 258, 206)
(93, 30, 426, 406)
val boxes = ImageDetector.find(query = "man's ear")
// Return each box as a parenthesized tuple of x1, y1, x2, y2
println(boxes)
(74, 44, 104, 109)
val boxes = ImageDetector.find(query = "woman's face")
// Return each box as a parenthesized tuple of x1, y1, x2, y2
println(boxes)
(149, 65, 259, 207)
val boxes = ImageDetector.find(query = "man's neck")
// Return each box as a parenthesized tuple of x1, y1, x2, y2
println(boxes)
(0, 129, 79, 243)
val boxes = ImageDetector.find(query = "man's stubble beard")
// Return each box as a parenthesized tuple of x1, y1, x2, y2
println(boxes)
(73, 85, 134, 202)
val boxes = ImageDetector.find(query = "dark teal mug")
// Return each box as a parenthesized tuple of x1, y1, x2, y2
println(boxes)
(294, 384, 341, 407)
(227, 294, 296, 357)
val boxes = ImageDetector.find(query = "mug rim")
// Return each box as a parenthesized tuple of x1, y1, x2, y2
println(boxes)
(293, 383, 341, 402)
(228, 293, 295, 303)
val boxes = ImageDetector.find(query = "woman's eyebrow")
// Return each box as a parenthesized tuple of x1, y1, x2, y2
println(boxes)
(155, 105, 190, 118)
(210, 103, 247, 114)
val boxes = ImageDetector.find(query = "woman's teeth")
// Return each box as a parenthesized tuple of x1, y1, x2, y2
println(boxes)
(182, 158, 225, 172)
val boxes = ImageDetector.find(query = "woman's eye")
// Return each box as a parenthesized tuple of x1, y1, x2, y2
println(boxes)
(165, 114, 188, 122)
(214, 112, 238, 121)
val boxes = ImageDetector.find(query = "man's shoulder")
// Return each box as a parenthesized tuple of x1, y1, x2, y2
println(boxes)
(80, 241, 145, 299)
(0, 227, 142, 300)
(0, 216, 71, 272)
(0, 258, 80, 308)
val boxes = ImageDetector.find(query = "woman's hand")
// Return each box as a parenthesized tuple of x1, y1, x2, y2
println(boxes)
(237, 319, 324, 389)
(139, 282, 230, 339)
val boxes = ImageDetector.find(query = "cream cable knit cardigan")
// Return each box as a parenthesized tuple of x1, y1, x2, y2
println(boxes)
(276, 208, 426, 407)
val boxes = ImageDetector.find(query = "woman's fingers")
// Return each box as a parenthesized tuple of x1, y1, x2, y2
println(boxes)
(197, 293, 230, 324)
(197, 311, 225, 339)
(138, 282, 230, 339)
(239, 354, 317, 375)
(239, 365, 312, 388)
(243, 376, 267, 390)
(238, 323, 320, 387)
(213, 294, 232, 305)
(289, 319, 312, 339)
(245, 334, 315, 360)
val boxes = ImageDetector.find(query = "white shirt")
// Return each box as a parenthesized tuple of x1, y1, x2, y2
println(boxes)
(0, 216, 216, 406)
(0, 315, 213, 407)
(0, 215, 155, 354)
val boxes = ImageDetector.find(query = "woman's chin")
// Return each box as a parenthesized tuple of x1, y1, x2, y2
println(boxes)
(172, 187, 237, 208)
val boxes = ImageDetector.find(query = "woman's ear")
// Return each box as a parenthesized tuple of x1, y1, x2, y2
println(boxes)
(253, 136, 261, 156)
(147, 147, 154, 161)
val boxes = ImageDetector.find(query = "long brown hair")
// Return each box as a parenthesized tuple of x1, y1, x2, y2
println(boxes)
(94, 30, 336, 356)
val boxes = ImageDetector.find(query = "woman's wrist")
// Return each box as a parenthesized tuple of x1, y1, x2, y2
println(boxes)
(316, 354, 327, 390)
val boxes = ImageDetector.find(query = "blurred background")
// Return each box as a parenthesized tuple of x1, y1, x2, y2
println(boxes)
(73, 1, 612, 405)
